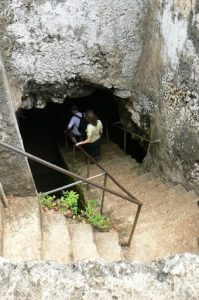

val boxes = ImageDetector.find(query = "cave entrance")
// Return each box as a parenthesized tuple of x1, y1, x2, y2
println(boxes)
(62, 89, 147, 162)
(17, 103, 72, 195)
(17, 89, 147, 193)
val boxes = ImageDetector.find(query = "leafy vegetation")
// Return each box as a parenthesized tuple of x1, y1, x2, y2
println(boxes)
(60, 190, 79, 215)
(83, 200, 112, 231)
(39, 193, 56, 209)
(39, 191, 112, 231)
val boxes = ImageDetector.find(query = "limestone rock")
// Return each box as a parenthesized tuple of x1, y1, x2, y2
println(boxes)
(0, 254, 198, 299)
(0, 0, 199, 194)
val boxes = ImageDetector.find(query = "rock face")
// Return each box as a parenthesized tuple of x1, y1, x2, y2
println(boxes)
(0, 59, 36, 196)
(0, 0, 147, 107)
(0, 254, 198, 299)
(0, 0, 199, 194)
(150, 0, 199, 193)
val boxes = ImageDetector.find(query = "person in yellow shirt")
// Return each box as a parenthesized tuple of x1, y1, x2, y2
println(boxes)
(76, 111, 103, 158)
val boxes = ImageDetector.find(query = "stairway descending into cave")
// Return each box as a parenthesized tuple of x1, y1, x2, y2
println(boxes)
(59, 143, 199, 262)
(0, 194, 122, 263)
(0, 142, 199, 263)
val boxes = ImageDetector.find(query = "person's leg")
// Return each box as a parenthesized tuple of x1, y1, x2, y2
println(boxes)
(95, 139, 101, 157)
(91, 139, 101, 158)
(67, 131, 77, 143)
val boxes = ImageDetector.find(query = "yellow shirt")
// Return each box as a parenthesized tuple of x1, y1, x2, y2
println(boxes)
(87, 120, 103, 143)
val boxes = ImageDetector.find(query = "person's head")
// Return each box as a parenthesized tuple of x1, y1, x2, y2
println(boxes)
(85, 110, 98, 126)
(71, 105, 79, 115)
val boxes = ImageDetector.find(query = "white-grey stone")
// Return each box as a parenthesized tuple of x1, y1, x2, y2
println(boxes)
(0, 0, 199, 194)
(0, 254, 198, 299)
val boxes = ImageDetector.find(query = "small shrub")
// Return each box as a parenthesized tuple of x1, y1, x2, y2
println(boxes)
(84, 200, 112, 231)
(60, 190, 79, 215)
(39, 193, 56, 209)
(84, 199, 96, 218)
(39, 191, 112, 231)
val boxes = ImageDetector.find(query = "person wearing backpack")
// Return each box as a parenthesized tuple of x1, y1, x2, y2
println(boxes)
(75, 111, 103, 159)
(66, 105, 87, 143)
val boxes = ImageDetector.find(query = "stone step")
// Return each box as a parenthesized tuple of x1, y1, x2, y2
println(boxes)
(136, 191, 198, 231)
(147, 184, 196, 213)
(126, 211, 199, 262)
(0, 199, 5, 256)
(75, 156, 136, 171)
(183, 190, 199, 201)
(126, 172, 154, 187)
(68, 223, 99, 262)
(101, 143, 124, 154)
(94, 231, 122, 262)
(100, 164, 140, 179)
(42, 213, 73, 263)
(3, 197, 42, 262)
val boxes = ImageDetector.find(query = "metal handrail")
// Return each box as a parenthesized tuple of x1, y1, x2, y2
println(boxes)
(0, 140, 142, 246)
(110, 121, 160, 148)
(108, 122, 160, 169)
(0, 182, 8, 208)
(77, 144, 142, 205)
(46, 172, 106, 195)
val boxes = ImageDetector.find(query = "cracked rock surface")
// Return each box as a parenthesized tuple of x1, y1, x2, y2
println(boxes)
(0, 254, 198, 299)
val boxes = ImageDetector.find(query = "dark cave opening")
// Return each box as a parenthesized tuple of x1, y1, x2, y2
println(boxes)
(17, 89, 147, 193)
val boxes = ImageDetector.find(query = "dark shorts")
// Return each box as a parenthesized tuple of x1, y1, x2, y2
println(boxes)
(83, 138, 101, 158)
(68, 131, 83, 143)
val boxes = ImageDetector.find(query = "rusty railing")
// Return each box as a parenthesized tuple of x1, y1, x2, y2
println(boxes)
(0, 140, 142, 247)
(108, 121, 160, 167)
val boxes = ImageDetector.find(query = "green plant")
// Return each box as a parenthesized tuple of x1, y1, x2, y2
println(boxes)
(84, 200, 112, 231)
(39, 191, 112, 231)
(60, 190, 79, 215)
(88, 213, 112, 231)
(84, 199, 96, 218)
(39, 193, 56, 209)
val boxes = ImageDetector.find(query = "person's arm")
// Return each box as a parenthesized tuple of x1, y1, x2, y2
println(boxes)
(76, 137, 91, 147)
(67, 116, 76, 131)
(99, 120, 103, 135)
(76, 124, 92, 146)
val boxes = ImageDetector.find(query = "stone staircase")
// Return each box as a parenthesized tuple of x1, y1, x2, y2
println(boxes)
(0, 142, 199, 263)
(59, 143, 199, 262)
(0, 195, 122, 263)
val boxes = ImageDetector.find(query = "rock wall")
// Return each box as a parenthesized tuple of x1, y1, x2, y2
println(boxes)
(119, 0, 199, 193)
(0, 0, 148, 108)
(0, 57, 36, 196)
(151, 1, 199, 192)
(0, 254, 198, 299)
(0, 0, 199, 194)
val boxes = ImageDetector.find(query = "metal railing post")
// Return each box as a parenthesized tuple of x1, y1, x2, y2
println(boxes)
(73, 144, 76, 158)
(143, 142, 151, 169)
(125, 204, 142, 247)
(100, 173, 108, 214)
(124, 130, 127, 153)
(106, 124, 110, 144)
(0, 140, 144, 246)
(86, 158, 90, 190)
(65, 134, 68, 151)
(0, 182, 9, 208)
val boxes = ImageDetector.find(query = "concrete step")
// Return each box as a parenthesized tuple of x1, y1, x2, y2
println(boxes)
(0, 199, 5, 256)
(68, 223, 99, 262)
(126, 211, 199, 262)
(3, 196, 42, 261)
(122, 172, 154, 189)
(42, 213, 73, 263)
(137, 190, 198, 231)
(75, 156, 134, 170)
(101, 143, 124, 154)
(94, 231, 122, 261)
(183, 190, 199, 202)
